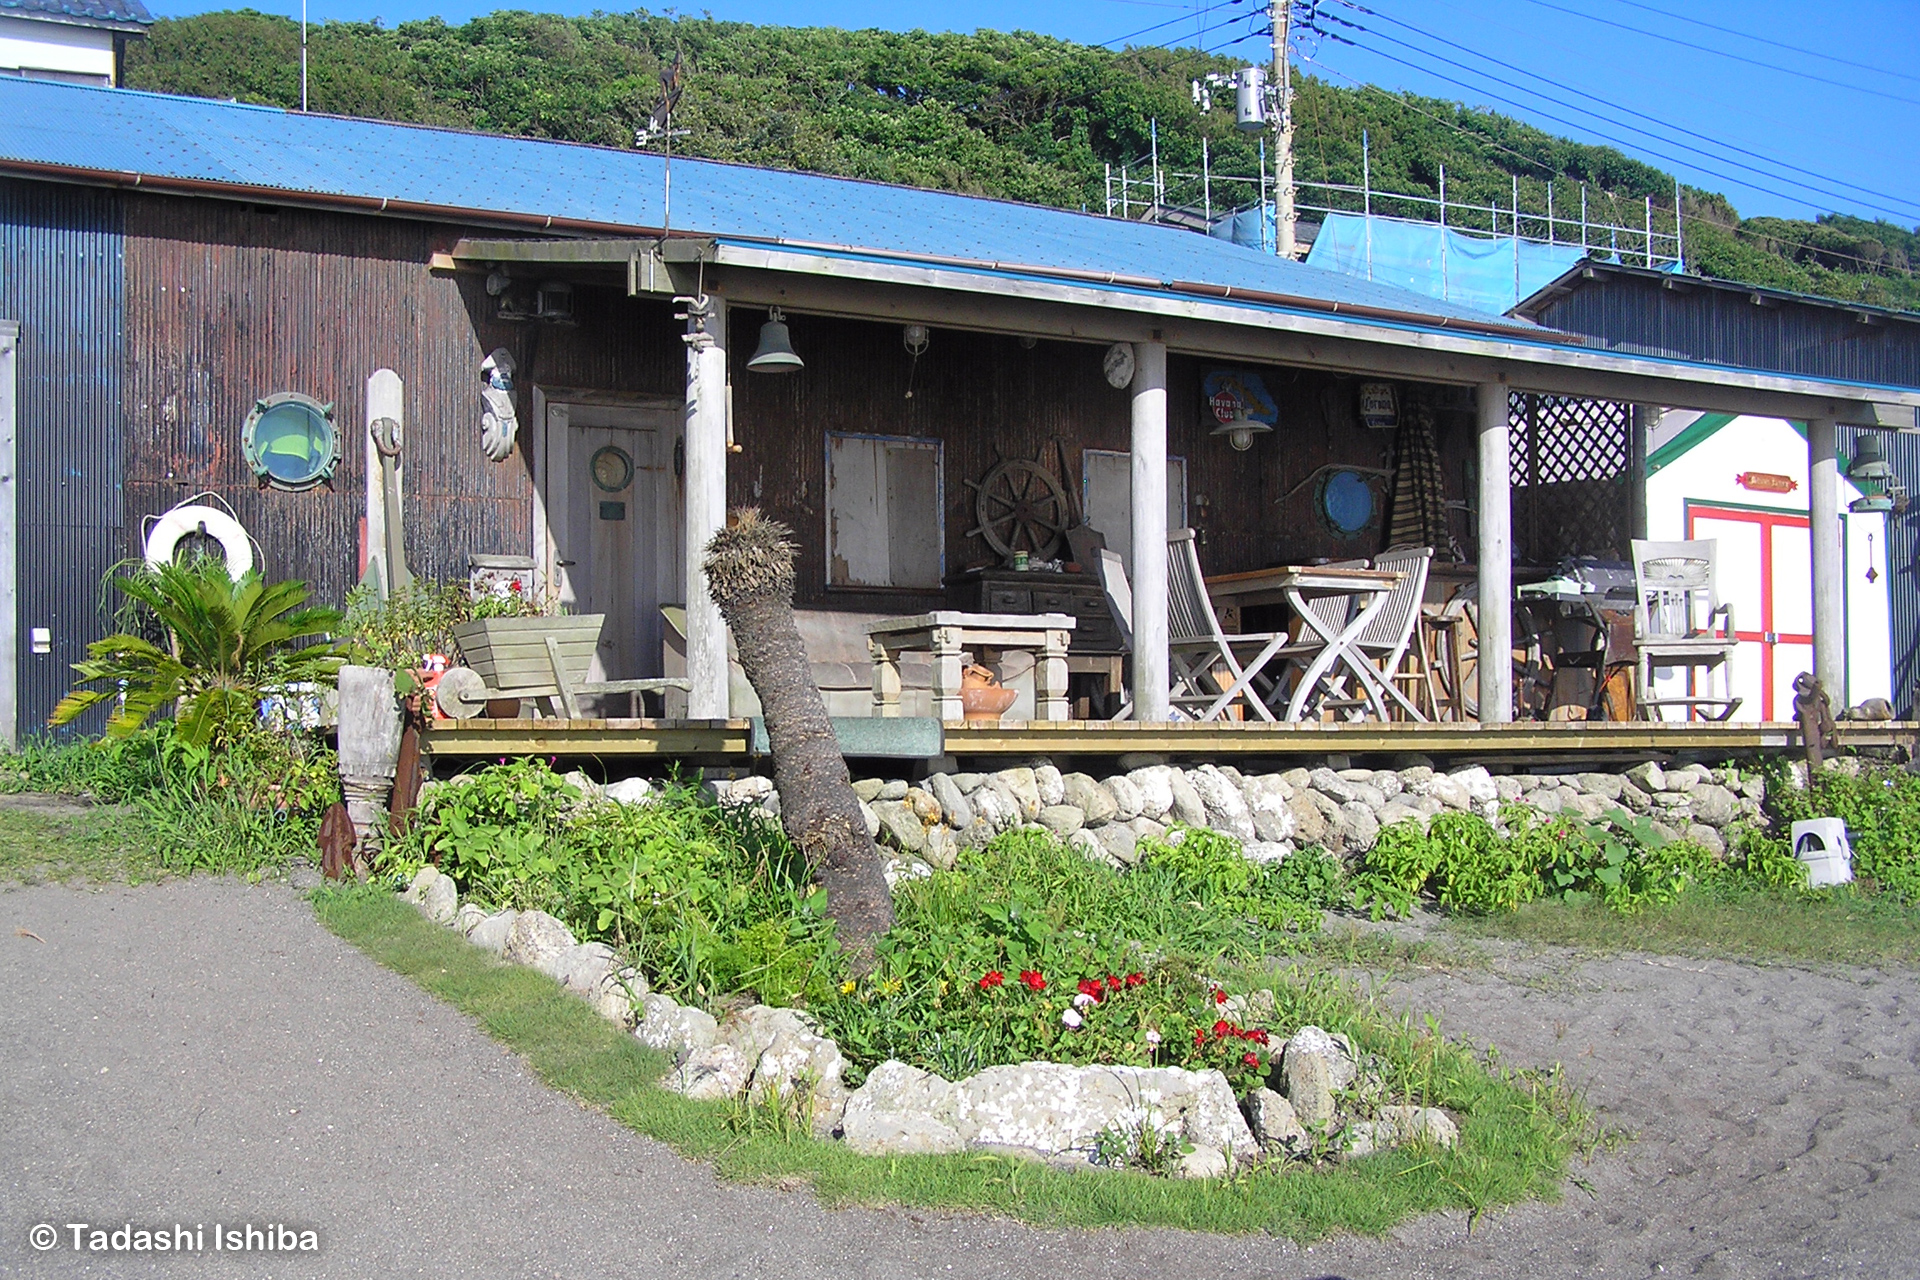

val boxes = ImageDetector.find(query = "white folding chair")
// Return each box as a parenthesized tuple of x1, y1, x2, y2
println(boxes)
(1166, 529, 1294, 721)
(1092, 547, 1134, 720)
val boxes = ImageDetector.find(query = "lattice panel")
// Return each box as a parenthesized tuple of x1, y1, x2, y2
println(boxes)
(1509, 393, 1632, 564)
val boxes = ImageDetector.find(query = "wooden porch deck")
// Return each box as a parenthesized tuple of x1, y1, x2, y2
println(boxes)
(420, 717, 1919, 770)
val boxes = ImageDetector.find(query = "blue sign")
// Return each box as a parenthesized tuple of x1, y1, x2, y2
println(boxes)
(1201, 369, 1279, 426)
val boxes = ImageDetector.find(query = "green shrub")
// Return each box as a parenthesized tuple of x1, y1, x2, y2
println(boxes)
(1761, 763, 1920, 900)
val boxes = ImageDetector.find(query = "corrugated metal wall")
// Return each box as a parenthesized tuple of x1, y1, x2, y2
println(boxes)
(1531, 273, 1920, 387)
(1851, 425, 1920, 717)
(0, 178, 124, 738)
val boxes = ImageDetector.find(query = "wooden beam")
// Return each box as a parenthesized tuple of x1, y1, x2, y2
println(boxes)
(422, 718, 754, 757)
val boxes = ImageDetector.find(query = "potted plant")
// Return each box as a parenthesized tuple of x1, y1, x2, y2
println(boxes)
(447, 581, 604, 696)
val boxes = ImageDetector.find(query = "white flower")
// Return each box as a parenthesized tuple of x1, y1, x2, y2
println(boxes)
(1072, 992, 1095, 1010)
(1061, 1008, 1084, 1030)
(1145, 1029, 1162, 1046)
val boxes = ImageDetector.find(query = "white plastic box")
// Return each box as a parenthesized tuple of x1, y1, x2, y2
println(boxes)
(1789, 818, 1854, 888)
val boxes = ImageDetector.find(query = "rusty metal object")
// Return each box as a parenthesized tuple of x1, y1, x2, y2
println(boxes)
(317, 801, 359, 880)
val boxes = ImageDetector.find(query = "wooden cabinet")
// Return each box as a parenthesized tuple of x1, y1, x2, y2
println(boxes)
(951, 570, 1122, 654)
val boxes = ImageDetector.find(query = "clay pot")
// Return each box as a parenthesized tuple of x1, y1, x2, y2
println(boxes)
(961, 663, 1017, 723)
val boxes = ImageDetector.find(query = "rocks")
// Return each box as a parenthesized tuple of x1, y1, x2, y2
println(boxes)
(453, 901, 489, 935)
(1336, 802, 1380, 855)
(1287, 793, 1328, 847)
(402, 866, 458, 924)
(1282, 1026, 1358, 1128)
(634, 994, 718, 1055)
(1104, 774, 1145, 823)
(905, 786, 943, 828)
(1188, 766, 1256, 842)
(1038, 803, 1086, 838)
(604, 776, 655, 806)
(1092, 823, 1140, 867)
(876, 778, 909, 802)
(1061, 773, 1118, 826)
(922, 824, 960, 871)
(852, 778, 885, 803)
(1626, 761, 1665, 793)
(503, 910, 575, 971)
(468, 909, 519, 955)
(993, 768, 1042, 820)
(968, 782, 1021, 835)
(1033, 764, 1066, 807)
(1688, 784, 1739, 827)
(1126, 766, 1175, 821)
(1245, 1087, 1307, 1153)
(1344, 1106, 1459, 1158)
(841, 1061, 966, 1155)
(1308, 768, 1357, 805)
(1174, 1145, 1229, 1179)
(547, 941, 617, 991)
(666, 1043, 752, 1101)
(871, 799, 927, 854)
(1685, 823, 1728, 857)
(951, 1062, 1256, 1165)
(927, 773, 974, 830)
(1166, 771, 1208, 828)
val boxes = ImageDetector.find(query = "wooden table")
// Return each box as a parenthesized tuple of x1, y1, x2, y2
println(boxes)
(866, 611, 1077, 722)
(1205, 565, 1407, 721)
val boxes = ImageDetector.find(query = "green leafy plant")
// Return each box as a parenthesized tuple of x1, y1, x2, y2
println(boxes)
(50, 559, 345, 746)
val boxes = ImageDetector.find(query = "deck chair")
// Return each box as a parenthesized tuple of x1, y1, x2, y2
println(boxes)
(1630, 538, 1741, 721)
(1279, 546, 1434, 721)
(1166, 529, 1294, 721)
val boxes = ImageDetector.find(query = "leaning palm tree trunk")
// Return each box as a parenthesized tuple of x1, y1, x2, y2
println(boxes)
(703, 510, 894, 963)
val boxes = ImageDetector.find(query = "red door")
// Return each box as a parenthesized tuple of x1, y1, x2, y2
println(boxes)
(1685, 504, 1811, 721)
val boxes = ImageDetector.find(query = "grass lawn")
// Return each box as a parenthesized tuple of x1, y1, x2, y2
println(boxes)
(0, 800, 154, 884)
(310, 884, 1585, 1240)
(1450, 885, 1920, 970)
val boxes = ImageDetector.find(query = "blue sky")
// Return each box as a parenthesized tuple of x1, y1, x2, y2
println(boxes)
(141, 0, 1920, 228)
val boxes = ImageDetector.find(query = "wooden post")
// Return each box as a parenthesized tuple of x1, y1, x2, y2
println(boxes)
(1038, 626, 1072, 722)
(1477, 382, 1514, 722)
(1130, 341, 1170, 722)
(1808, 417, 1845, 698)
(365, 368, 407, 596)
(683, 295, 730, 719)
(0, 321, 15, 750)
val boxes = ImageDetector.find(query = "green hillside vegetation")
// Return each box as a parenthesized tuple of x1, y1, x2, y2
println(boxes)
(124, 10, 1920, 312)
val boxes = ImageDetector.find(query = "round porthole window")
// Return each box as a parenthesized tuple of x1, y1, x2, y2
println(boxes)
(1317, 468, 1376, 539)
(590, 445, 633, 493)
(242, 393, 341, 491)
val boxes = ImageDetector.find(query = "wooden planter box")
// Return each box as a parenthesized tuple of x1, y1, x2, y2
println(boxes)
(451, 613, 605, 694)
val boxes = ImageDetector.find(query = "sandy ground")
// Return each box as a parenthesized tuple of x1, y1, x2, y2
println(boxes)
(1, 879, 1916, 1279)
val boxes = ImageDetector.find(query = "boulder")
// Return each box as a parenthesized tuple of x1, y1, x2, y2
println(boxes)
(1093, 822, 1140, 867)
(1684, 823, 1727, 857)
(1127, 815, 1168, 845)
(1349, 1105, 1459, 1155)
(1188, 766, 1256, 842)
(503, 910, 575, 971)
(604, 776, 655, 806)
(1566, 793, 1613, 821)
(1038, 804, 1086, 838)
(1242, 840, 1294, 864)
(951, 772, 986, 795)
(586, 969, 644, 1027)
(1166, 771, 1208, 828)
(547, 941, 617, 992)
(1060, 773, 1118, 827)
(882, 856, 935, 889)
(1337, 802, 1380, 854)
(1449, 767, 1498, 805)
(1033, 764, 1066, 808)
(1245, 1088, 1308, 1153)
(745, 1014, 849, 1116)
(1398, 765, 1435, 792)
(1126, 766, 1176, 821)
(922, 824, 959, 871)
(970, 782, 1022, 834)
(634, 994, 718, 1056)
(467, 909, 519, 955)
(927, 774, 975, 830)
(562, 770, 604, 803)
(1068, 828, 1117, 868)
(1281, 1050, 1336, 1128)
(401, 865, 441, 908)
(1688, 784, 1739, 827)
(453, 901, 488, 935)
(841, 1061, 966, 1156)
(1174, 1145, 1229, 1179)
(875, 778, 909, 802)
(665, 1043, 752, 1101)
(1493, 775, 1525, 803)
(1375, 801, 1429, 832)
(936, 1063, 1257, 1164)
(992, 768, 1042, 819)
(1664, 770, 1700, 794)
(1626, 761, 1666, 793)
(1529, 789, 1565, 816)
(1280, 767, 1313, 790)
(1347, 782, 1388, 811)
(1104, 774, 1145, 823)
(1618, 781, 1652, 813)
(1426, 776, 1472, 811)
(871, 799, 927, 855)
(851, 778, 885, 803)
(1288, 793, 1328, 848)
(1308, 768, 1358, 805)
(1244, 775, 1297, 844)
(905, 786, 942, 828)
(1577, 773, 1625, 800)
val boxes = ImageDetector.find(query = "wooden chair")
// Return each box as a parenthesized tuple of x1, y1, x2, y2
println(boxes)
(1308, 545, 1434, 721)
(1092, 547, 1134, 720)
(1166, 528, 1294, 721)
(1630, 538, 1741, 721)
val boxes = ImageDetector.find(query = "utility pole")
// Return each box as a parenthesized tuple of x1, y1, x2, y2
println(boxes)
(300, 0, 308, 112)
(1272, 0, 1296, 258)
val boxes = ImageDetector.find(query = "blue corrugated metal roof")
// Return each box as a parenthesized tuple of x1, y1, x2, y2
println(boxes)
(1, 0, 149, 26)
(0, 77, 1527, 330)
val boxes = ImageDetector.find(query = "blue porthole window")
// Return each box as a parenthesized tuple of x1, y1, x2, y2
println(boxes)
(1317, 468, 1376, 539)
(243, 392, 341, 491)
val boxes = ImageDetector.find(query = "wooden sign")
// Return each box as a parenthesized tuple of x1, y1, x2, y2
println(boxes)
(1736, 471, 1798, 493)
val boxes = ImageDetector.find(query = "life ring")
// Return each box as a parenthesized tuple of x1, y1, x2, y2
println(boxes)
(144, 504, 255, 581)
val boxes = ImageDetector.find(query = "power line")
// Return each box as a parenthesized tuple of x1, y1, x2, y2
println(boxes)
(1311, 19, 1920, 225)
(1296, 50, 1916, 280)
(1102, 0, 1243, 50)
(1598, 0, 1920, 87)
(1516, 0, 1920, 110)
(1325, 1, 1920, 221)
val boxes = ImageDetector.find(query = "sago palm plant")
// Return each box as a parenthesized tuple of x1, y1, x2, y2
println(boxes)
(51, 558, 347, 746)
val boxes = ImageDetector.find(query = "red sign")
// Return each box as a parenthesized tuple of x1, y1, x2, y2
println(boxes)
(1736, 471, 1798, 494)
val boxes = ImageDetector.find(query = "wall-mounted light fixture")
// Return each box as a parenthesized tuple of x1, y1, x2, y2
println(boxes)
(1210, 403, 1273, 452)
(903, 324, 930, 399)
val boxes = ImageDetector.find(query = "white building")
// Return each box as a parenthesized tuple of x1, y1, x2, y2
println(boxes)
(0, 0, 150, 87)
(1645, 412, 1892, 720)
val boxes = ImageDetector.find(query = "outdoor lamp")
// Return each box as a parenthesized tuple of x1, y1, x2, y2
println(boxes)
(747, 307, 804, 373)
(1848, 433, 1892, 482)
(1210, 403, 1272, 452)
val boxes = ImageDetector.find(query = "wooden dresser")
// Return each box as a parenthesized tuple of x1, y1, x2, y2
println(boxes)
(950, 569, 1123, 654)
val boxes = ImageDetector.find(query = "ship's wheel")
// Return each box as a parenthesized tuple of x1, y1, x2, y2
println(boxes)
(965, 458, 1070, 561)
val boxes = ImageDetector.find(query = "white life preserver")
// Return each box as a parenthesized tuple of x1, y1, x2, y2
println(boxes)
(144, 504, 255, 582)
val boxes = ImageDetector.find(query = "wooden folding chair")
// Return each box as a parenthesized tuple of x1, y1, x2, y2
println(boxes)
(1165, 529, 1294, 721)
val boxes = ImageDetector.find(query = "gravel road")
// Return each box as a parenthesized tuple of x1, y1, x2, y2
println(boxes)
(2, 879, 1916, 1279)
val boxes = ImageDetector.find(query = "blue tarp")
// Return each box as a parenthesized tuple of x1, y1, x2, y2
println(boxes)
(1305, 212, 1590, 317)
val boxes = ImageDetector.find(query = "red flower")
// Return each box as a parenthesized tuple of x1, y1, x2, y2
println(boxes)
(1078, 978, 1105, 1003)
(1242, 1052, 1260, 1068)
(979, 971, 1004, 990)
(1125, 972, 1145, 987)
(1252, 1029, 1270, 1046)
(1019, 970, 1046, 992)
(509, 578, 523, 593)
(1213, 989, 1229, 1006)
(1193, 1028, 1206, 1049)
(1106, 975, 1122, 991)
(1213, 1019, 1231, 1039)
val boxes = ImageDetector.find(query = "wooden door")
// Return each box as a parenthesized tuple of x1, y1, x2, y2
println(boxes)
(1687, 504, 1811, 721)
(548, 402, 682, 683)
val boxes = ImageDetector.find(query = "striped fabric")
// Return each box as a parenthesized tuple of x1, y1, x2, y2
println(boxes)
(1387, 402, 1451, 555)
